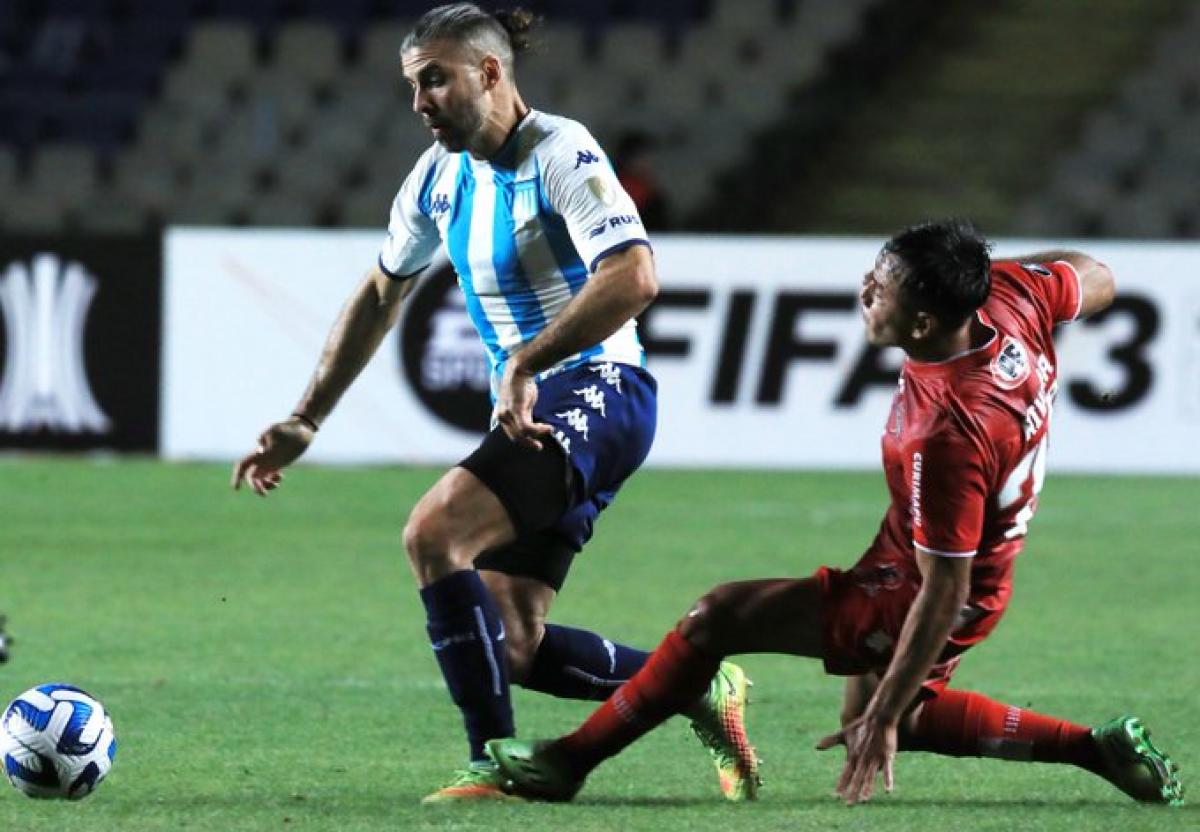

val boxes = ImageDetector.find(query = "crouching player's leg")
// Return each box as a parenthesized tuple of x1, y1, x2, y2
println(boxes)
(486, 577, 825, 801)
(825, 638, 1183, 804)
(889, 682, 1184, 805)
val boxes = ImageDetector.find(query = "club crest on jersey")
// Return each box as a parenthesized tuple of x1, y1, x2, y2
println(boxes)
(992, 337, 1032, 389)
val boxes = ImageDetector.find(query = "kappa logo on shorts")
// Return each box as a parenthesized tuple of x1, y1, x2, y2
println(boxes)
(992, 336, 1032, 389)
(591, 362, 623, 392)
(428, 193, 450, 217)
(552, 428, 572, 455)
(555, 407, 590, 441)
(573, 384, 607, 417)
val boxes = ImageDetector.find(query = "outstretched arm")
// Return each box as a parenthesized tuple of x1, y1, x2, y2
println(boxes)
(231, 264, 416, 494)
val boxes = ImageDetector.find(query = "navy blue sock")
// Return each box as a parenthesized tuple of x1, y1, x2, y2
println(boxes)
(420, 570, 513, 762)
(522, 623, 650, 701)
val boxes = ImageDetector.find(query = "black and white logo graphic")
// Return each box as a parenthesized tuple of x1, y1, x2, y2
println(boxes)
(0, 254, 110, 434)
(0, 237, 161, 451)
(399, 265, 491, 433)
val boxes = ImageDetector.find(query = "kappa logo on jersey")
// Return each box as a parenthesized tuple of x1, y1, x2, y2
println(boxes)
(1020, 262, 1053, 277)
(588, 214, 639, 239)
(428, 193, 450, 217)
(992, 337, 1032, 389)
(574, 149, 601, 169)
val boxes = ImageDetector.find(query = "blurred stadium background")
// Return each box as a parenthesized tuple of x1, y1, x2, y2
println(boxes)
(0, 0, 1198, 237)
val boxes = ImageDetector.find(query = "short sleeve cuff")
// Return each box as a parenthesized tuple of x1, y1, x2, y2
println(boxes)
(378, 253, 423, 282)
(914, 541, 977, 558)
(1052, 259, 1085, 321)
(588, 238, 652, 273)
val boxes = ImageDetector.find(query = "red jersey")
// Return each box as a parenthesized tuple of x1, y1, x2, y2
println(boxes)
(877, 259, 1084, 613)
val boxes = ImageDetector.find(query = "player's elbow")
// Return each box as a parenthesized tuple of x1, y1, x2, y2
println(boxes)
(631, 262, 659, 306)
(1078, 259, 1116, 319)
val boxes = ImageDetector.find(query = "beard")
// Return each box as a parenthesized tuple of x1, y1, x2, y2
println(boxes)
(431, 104, 485, 152)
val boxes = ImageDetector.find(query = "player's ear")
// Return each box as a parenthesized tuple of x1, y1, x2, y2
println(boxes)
(480, 54, 503, 91)
(910, 310, 937, 342)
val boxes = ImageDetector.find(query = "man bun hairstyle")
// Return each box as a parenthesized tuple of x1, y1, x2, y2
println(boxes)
(884, 218, 992, 327)
(402, 3, 541, 70)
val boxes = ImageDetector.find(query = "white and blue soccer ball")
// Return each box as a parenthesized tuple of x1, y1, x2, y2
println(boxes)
(0, 683, 117, 799)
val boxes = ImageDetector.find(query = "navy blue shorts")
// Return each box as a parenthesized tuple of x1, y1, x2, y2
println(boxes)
(462, 361, 657, 556)
(537, 361, 657, 550)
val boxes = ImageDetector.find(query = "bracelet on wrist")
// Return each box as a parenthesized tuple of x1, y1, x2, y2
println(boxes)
(291, 413, 320, 432)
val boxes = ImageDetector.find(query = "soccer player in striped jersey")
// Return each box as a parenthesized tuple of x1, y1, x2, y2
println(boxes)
(232, 3, 756, 804)
(487, 220, 1184, 807)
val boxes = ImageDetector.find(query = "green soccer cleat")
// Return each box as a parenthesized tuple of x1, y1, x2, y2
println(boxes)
(421, 761, 522, 804)
(689, 661, 761, 801)
(1093, 715, 1184, 806)
(485, 738, 584, 802)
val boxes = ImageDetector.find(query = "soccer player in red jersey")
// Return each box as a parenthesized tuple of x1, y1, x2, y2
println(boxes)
(486, 219, 1185, 806)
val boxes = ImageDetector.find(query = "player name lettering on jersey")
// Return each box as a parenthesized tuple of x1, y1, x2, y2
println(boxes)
(1024, 353, 1059, 440)
(910, 452, 924, 528)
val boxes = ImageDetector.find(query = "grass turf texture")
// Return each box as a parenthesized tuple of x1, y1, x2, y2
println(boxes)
(0, 459, 1195, 831)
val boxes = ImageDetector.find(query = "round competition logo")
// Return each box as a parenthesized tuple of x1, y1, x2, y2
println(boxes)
(399, 266, 492, 433)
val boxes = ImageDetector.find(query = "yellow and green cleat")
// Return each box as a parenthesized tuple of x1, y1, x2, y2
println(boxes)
(1093, 715, 1183, 806)
(689, 661, 761, 801)
(421, 761, 523, 804)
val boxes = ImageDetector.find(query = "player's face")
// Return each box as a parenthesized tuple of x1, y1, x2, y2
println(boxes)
(860, 251, 917, 347)
(402, 40, 488, 152)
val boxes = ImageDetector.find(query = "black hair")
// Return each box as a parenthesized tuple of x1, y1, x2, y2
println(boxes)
(883, 219, 992, 326)
(401, 3, 540, 70)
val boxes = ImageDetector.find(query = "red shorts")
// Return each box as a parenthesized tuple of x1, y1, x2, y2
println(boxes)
(815, 539, 1009, 698)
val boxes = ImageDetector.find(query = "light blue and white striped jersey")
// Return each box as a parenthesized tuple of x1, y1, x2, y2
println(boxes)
(378, 110, 650, 392)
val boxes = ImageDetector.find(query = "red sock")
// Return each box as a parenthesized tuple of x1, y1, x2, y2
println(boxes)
(555, 628, 720, 775)
(904, 688, 1102, 773)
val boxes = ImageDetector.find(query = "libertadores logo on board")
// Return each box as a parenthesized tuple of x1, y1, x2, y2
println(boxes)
(399, 265, 492, 433)
(0, 253, 110, 434)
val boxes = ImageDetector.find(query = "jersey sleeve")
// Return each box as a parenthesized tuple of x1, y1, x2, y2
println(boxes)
(904, 433, 989, 558)
(1006, 259, 1084, 325)
(540, 122, 650, 272)
(377, 148, 442, 280)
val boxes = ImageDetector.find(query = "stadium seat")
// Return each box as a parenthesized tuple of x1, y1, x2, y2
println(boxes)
(27, 145, 98, 211)
(595, 23, 667, 77)
(243, 190, 321, 227)
(77, 188, 150, 234)
(183, 21, 259, 92)
(357, 22, 414, 76)
(272, 21, 344, 92)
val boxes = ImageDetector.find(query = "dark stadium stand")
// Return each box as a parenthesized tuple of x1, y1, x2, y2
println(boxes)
(0, 0, 1196, 237)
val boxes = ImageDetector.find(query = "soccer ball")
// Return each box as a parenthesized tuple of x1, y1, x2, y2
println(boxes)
(0, 683, 117, 799)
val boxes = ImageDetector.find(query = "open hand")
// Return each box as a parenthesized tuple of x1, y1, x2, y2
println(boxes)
(816, 714, 897, 804)
(231, 417, 315, 496)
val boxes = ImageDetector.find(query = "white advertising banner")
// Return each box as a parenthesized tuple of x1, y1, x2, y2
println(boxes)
(163, 229, 1200, 473)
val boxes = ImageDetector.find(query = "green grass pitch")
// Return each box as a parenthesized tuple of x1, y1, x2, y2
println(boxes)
(1, 459, 1196, 831)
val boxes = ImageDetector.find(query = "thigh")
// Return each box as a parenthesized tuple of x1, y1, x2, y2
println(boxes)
(406, 466, 518, 584)
(681, 577, 825, 657)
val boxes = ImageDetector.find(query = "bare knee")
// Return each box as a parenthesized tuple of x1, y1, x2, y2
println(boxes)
(402, 499, 473, 585)
(677, 583, 742, 654)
